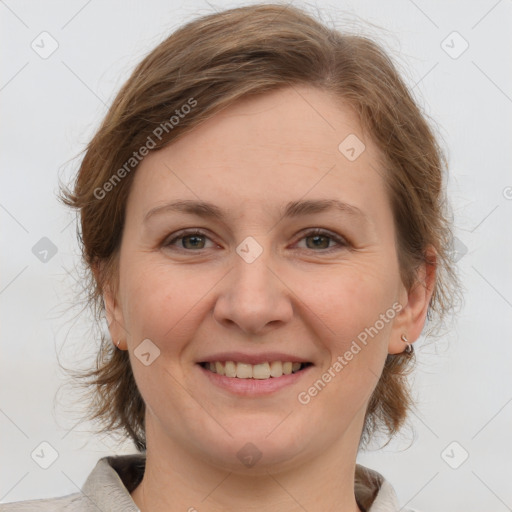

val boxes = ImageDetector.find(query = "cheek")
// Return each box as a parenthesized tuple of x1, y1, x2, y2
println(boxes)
(120, 261, 208, 414)
(303, 259, 399, 343)
(299, 261, 398, 404)
(121, 259, 216, 352)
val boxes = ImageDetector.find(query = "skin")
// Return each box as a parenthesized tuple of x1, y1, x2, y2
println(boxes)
(103, 84, 435, 512)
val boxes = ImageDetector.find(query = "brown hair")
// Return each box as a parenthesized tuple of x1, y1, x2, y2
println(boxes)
(60, 2, 458, 452)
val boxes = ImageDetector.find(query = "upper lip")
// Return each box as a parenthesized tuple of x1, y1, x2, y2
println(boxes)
(198, 352, 312, 365)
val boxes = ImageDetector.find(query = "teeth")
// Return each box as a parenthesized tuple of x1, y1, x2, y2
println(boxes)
(269, 361, 283, 377)
(215, 361, 225, 376)
(224, 361, 236, 378)
(203, 360, 307, 379)
(236, 363, 253, 379)
(253, 362, 270, 379)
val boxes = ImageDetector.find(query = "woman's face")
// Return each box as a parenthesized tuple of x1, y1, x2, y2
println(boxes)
(106, 85, 429, 472)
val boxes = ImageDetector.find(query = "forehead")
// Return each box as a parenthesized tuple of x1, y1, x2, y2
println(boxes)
(126, 85, 389, 223)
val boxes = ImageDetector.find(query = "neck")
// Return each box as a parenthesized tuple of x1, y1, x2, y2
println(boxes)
(131, 419, 364, 512)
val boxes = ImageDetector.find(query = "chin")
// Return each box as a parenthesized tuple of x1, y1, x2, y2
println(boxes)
(195, 424, 309, 474)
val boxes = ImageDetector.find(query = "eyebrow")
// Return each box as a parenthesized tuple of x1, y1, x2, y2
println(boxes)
(143, 198, 369, 225)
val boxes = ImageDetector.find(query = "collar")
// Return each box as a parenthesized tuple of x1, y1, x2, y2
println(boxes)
(82, 454, 400, 511)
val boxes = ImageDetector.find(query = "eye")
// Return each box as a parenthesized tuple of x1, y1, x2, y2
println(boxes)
(294, 228, 349, 252)
(162, 228, 349, 253)
(163, 229, 215, 250)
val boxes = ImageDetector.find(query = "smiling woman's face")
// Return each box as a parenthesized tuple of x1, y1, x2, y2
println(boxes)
(105, 85, 423, 473)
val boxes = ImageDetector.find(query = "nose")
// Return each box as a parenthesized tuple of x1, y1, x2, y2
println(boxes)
(212, 247, 293, 336)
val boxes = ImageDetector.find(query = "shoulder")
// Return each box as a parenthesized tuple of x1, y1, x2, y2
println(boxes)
(0, 492, 91, 511)
(0, 454, 145, 512)
(355, 463, 422, 512)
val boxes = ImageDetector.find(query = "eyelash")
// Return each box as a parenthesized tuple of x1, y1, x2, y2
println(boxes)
(162, 228, 349, 254)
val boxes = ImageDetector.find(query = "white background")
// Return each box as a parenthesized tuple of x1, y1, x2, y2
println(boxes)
(1, 1, 511, 510)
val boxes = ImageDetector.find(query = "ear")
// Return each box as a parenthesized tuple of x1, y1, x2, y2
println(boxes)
(93, 261, 128, 350)
(388, 247, 437, 354)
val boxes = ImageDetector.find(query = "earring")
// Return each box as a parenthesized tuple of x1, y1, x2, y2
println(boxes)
(116, 339, 121, 349)
(401, 334, 413, 354)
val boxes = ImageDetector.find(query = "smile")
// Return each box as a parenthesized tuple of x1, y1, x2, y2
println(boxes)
(199, 361, 312, 379)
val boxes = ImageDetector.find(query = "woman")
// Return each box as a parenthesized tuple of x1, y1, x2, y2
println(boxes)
(2, 3, 457, 511)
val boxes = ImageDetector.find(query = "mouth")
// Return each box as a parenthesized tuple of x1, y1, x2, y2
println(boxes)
(196, 352, 315, 396)
(198, 360, 313, 379)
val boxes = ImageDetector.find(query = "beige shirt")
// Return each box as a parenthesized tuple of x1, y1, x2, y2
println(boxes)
(0, 454, 410, 511)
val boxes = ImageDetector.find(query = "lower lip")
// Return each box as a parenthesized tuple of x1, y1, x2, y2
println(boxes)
(197, 364, 313, 396)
